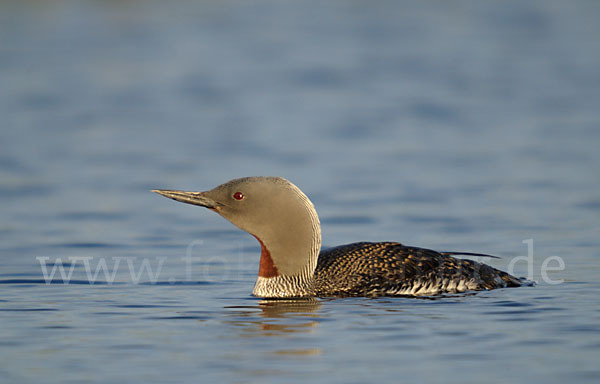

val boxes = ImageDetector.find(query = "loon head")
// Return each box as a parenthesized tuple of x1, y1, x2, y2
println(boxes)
(153, 176, 321, 298)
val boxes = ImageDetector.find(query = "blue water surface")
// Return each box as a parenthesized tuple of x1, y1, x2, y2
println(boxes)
(1, 1, 599, 383)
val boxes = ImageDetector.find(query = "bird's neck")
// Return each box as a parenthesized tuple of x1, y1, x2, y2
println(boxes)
(252, 194, 321, 298)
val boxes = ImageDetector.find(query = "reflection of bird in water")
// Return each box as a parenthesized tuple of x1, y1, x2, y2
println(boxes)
(258, 298, 322, 317)
(154, 177, 522, 298)
(225, 299, 322, 337)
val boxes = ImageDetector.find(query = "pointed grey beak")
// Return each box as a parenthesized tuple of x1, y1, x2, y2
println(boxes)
(152, 189, 219, 209)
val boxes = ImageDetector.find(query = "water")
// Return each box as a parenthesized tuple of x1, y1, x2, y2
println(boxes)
(1, 0, 600, 383)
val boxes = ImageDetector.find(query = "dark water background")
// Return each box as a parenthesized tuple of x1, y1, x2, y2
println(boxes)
(1, 1, 599, 383)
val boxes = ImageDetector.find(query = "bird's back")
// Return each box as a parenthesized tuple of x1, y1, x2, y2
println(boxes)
(314, 242, 521, 297)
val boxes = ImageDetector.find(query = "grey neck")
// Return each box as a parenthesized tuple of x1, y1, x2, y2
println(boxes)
(251, 187, 321, 298)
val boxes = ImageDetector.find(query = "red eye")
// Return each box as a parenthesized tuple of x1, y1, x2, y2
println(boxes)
(233, 192, 244, 200)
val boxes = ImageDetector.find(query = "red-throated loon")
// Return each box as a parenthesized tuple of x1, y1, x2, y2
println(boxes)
(153, 176, 521, 298)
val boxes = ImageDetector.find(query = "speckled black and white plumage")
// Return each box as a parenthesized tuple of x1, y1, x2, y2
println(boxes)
(315, 242, 521, 297)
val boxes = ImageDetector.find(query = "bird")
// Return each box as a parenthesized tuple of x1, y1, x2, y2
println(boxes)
(153, 176, 521, 298)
